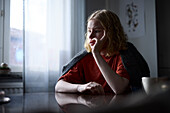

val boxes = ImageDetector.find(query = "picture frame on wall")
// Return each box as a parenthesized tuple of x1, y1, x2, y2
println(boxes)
(119, 0, 145, 38)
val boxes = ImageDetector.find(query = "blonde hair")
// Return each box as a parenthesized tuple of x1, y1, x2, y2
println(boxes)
(84, 9, 128, 56)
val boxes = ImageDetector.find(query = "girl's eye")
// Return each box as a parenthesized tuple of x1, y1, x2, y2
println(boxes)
(88, 30, 91, 33)
(95, 30, 101, 33)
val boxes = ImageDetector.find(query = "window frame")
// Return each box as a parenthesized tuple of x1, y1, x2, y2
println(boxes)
(0, 0, 4, 64)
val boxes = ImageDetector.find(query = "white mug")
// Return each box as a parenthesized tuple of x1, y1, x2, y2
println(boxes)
(142, 77, 170, 95)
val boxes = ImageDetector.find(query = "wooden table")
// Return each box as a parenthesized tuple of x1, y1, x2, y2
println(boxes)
(0, 92, 130, 113)
(1, 89, 170, 113)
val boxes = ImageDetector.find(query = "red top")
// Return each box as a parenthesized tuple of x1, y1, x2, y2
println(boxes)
(59, 53, 130, 93)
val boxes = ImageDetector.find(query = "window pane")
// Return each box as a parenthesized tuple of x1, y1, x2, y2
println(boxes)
(10, 0, 23, 71)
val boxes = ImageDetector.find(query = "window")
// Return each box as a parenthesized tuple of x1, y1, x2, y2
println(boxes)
(0, 0, 23, 72)
(1, 0, 85, 92)
(0, 0, 85, 75)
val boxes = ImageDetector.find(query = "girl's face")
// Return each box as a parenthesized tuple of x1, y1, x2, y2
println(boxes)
(87, 19, 104, 45)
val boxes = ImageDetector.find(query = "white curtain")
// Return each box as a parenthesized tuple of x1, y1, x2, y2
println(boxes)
(24, 0, 85, 92)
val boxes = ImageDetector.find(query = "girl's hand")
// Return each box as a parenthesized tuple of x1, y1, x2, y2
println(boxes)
(89, 30, 107, 54)
(77, 82, 105, 95)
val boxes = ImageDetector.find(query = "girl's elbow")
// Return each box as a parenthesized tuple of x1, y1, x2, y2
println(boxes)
(113, 89, 124, 95)
(55, 83, 59, 92)
(113, 83, 129, 94)
(55, 81, 62, 92)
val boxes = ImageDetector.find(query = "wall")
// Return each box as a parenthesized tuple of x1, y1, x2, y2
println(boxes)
(156, 0, 170, 77)
(85, 0, 106, 19)
(85, 0, 158, 77)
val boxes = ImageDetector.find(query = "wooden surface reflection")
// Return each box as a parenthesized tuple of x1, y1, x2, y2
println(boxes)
(55, 93, 129, 113)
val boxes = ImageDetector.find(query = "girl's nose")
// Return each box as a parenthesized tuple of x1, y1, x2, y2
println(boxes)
(89, 32, 94, 39)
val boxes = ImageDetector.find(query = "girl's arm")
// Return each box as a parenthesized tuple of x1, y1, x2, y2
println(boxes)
(92, 52, 129, 94)
(90, 31, 129, 94)
(55, 79, 105, 95)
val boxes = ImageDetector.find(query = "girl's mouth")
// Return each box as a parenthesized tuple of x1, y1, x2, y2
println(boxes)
(89, 40, 95, 46)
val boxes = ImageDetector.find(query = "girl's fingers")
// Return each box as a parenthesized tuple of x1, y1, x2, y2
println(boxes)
(85, 82, 104, 94)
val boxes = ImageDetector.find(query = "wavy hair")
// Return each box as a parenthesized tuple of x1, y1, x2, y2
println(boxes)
(84, 9, 128, 56)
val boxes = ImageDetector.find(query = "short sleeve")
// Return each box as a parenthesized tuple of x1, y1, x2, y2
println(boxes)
(116, 56, 130, 80)
(58, 62, 84, 84)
